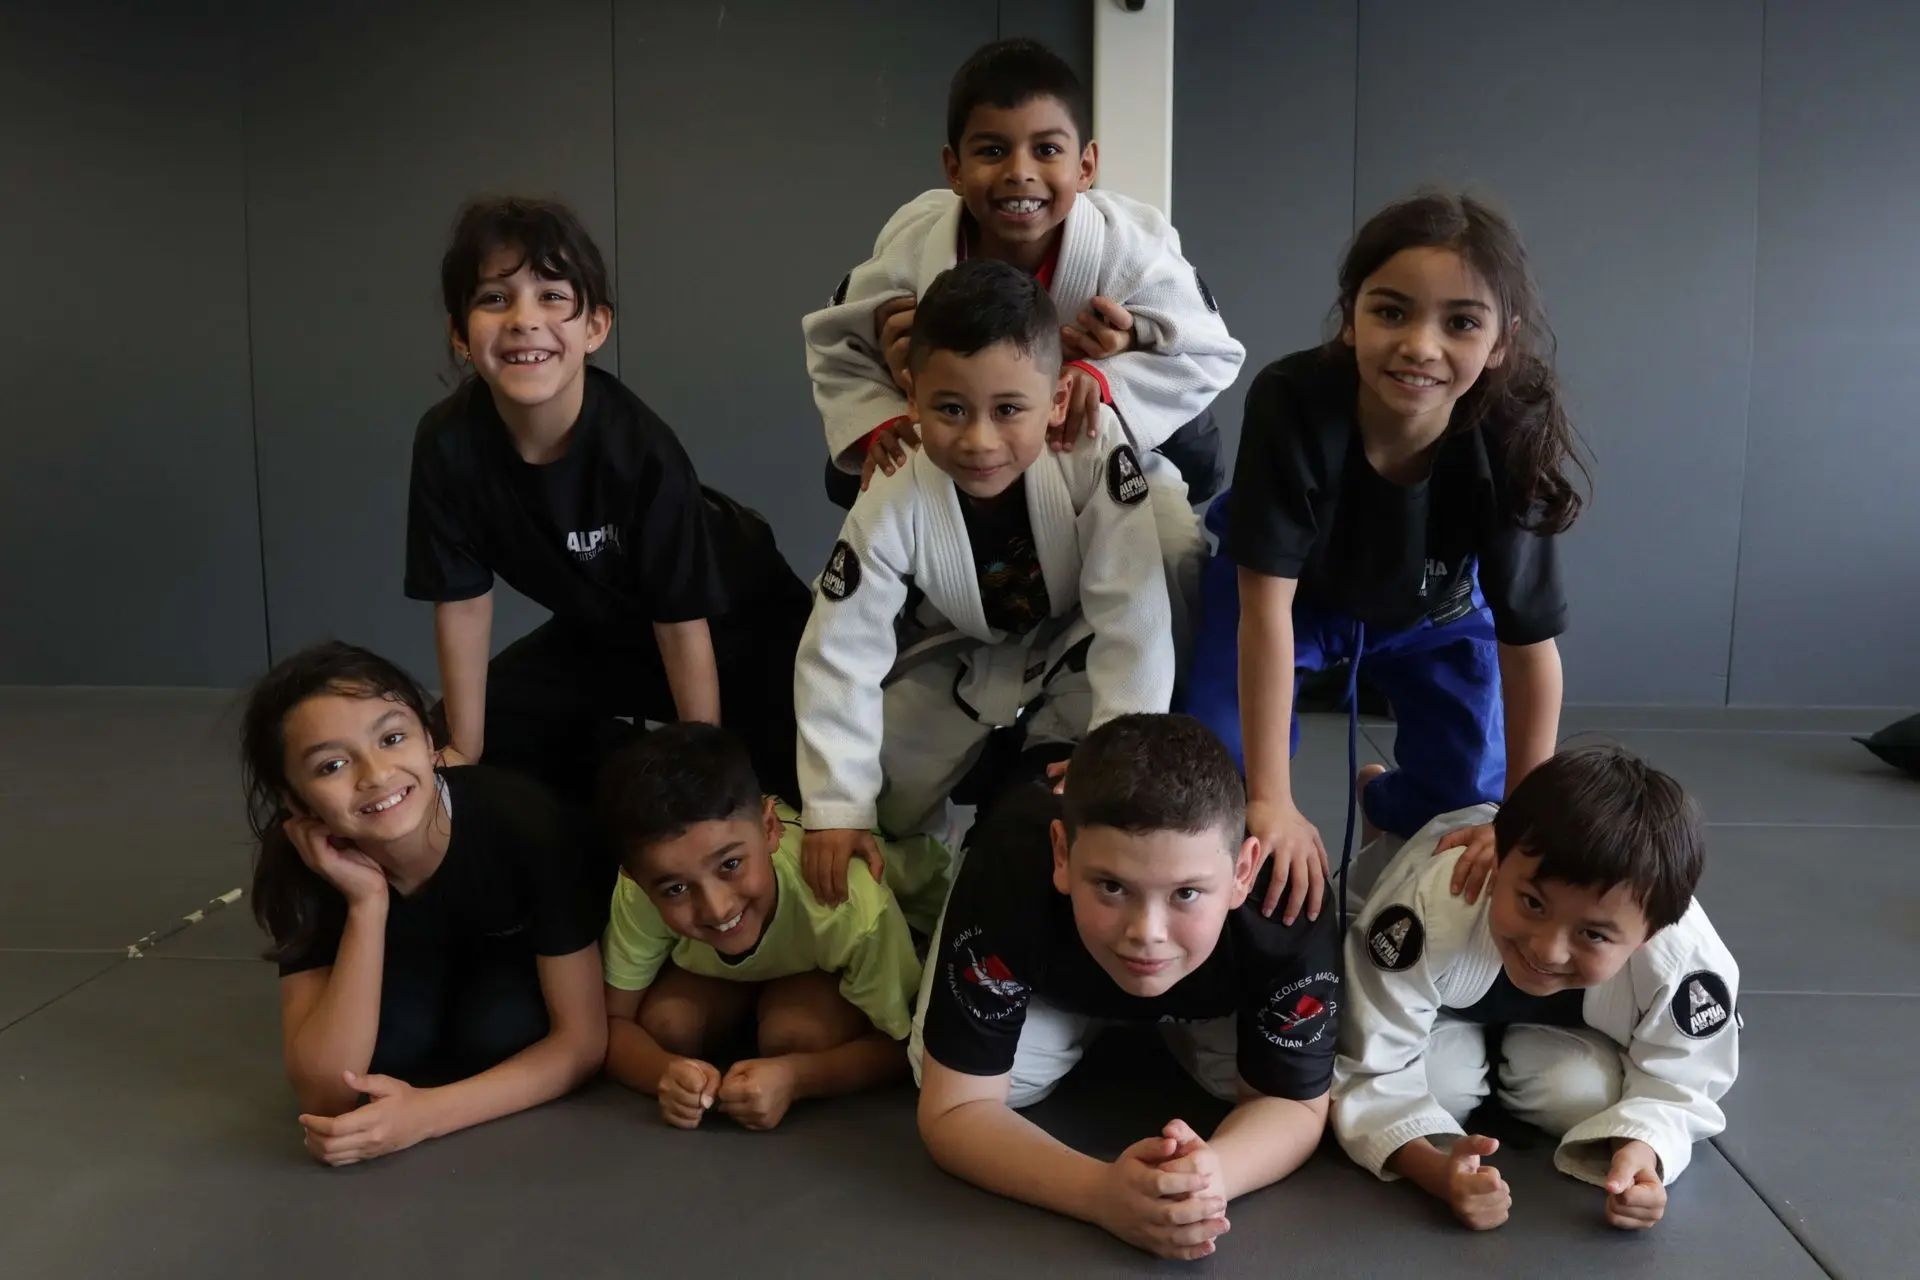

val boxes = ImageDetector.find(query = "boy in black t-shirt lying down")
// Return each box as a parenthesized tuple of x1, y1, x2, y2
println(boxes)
(910, 714, 1338, 1262)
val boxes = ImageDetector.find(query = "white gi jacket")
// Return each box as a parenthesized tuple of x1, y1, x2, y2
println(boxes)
(803, 188, 1246, 468)
(795, 407, 1173, 833)
(1333, 806, 1741, 1188)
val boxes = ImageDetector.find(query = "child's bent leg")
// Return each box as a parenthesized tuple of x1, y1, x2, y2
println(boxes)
(876, 654, 994, 931)
(637, 964, 759, 1060)
(1140, 452, 1205, 683)
(475, 620, 612, 803)
(1496, 1024, 1624, 1152)
(755, 970, 872, 1057)
(1426, 1017, 1495, 1127)
(1356, 609, 1505, 838)
(712, 583, 811, 810)
(1160, 1015, 1240, 1103)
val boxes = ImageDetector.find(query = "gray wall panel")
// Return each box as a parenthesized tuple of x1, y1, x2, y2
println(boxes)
(611, 0, 1000, 577)
(1172, 0, 1357, 443)
(244, 0, 619, 677)
(1352, 0, 1762, 705)
(0, 1, 263, 685)
(1731, 0, 1920, 705)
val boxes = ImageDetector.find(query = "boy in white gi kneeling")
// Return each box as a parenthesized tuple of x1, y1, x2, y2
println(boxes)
(795, 258, 1183, 935)
(1334, 745, 1739, 1232)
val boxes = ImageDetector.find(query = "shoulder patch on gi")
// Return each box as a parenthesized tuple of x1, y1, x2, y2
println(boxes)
(831, 272, 850, 306)
(1257, 969, 1340, 1049)
(944, 925, 1027, 1026)
(1194, 267, 1219, 314)
(1670, 970, 1733, 1040)
(1365, 904, 1424, 972)
(1106, 443, 1150, 507)
(819, 539, 862, 602)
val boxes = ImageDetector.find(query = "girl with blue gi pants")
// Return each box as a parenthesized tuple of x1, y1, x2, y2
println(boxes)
(1185, 192, 1587, 927)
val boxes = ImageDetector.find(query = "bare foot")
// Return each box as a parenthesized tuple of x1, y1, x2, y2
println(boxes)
(1355, 763, 1387, 844)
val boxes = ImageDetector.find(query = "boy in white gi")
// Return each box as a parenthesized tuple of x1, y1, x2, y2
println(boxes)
(912, 715, 1337, 1262)
(1334, 745, 1739, 1232)
(802, 37, 1239, 639)
(795, 258, 1175, 934)
(600, 723, 930, 1132)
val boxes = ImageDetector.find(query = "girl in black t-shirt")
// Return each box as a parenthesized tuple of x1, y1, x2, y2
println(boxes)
(1184, 192, 1588, 930)
(241, 641, 610, 1166)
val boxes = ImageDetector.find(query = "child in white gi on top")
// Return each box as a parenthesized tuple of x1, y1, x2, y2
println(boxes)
(1334, 745, 1739, 1232)
(794, 258, 1180, 935)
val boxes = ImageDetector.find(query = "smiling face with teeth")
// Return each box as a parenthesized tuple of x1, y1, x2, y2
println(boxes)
(942, 95, 1097, 273)
(628, 799, 784, 957)
(1485, 849, 1651, 996)
(453, 246, 612, 447)
(281, 689, 442, 853)
(1343, 246, 1508, 449)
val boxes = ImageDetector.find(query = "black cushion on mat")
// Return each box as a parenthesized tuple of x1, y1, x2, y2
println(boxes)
(1857, 711, 1920, 778)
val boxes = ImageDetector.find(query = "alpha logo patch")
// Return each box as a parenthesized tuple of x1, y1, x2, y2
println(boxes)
(1366, 905, 1424, 972)
(1671, 970, 1732, 1039)
(819, 540, 861, 601)
(1106, 444, 1149, 507)
(1195, 268, 1219, 314)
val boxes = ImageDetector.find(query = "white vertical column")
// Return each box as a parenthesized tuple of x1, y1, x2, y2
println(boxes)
(1091, 0, 1176, 217)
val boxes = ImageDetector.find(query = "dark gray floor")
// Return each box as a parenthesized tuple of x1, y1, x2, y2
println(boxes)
(2, 690, 1914, 1278)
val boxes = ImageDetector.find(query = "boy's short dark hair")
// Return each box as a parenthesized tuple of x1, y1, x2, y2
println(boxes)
(946, 38, 1092, 153)
(598, 723, 763, 865)
(1493, 745, 1704, 934)
(907, 259, 1063, 375)
(1063, 714, 1246, 843)
(440, 196, 615, 341)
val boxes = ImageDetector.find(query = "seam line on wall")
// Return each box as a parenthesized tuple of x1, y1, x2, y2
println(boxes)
(238, 14, 274, 666)
(1722, 0, 1768, 706)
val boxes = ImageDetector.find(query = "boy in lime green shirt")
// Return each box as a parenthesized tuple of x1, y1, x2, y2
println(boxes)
(600, 722, 932, 1130)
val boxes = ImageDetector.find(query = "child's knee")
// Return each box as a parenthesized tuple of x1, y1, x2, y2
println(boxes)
(1500, 1028, 1623, 1137)
(639, 996, 712, 1058)
(757, 1009, 855, 1058)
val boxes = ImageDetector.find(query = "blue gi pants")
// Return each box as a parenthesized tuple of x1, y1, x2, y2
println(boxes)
(1182, 492, 1505, 838)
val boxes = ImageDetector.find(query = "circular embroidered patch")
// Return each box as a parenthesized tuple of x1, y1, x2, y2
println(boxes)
(1670, 970, 1733, 1039)
(1365, 904, 1424, 972)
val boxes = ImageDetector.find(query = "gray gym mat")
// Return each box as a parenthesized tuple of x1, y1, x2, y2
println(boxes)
(0, 960, 1824, 1280)
(1361, 719, 1920, 828)
(1700, 824, 1920, 994)
(0, 951, 120, 1032)
(1717, 993, 1920, 1279)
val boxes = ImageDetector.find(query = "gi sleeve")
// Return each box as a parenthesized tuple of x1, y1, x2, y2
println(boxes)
(1331, 888, 1466, 1179)
(1089, 210, 1246, 452)
(1075, 413, 1175, 727)
(1555, 954, 1740, 1187)
(600, 875, 680, 992)
(793, 480, 913, 832)
(801, 199, 938, 468)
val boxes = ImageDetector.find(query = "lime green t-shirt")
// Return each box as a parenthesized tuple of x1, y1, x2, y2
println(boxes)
(601, 810, 927, 1041)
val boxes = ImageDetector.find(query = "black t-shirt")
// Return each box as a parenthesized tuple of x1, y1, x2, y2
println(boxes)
(1226, 347, 1566, 645)
(959, 478, 1052, 637)
(921, 786, 1340, 1100)
(406, 366, 781, 628)
(278, 766, 614, 977)
(1452, 972, 1586, 1028)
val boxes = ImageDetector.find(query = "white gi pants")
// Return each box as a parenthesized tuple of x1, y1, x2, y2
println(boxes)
(1425, 1016, 1626, 1140)
(908, 901, 1240, 1107)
